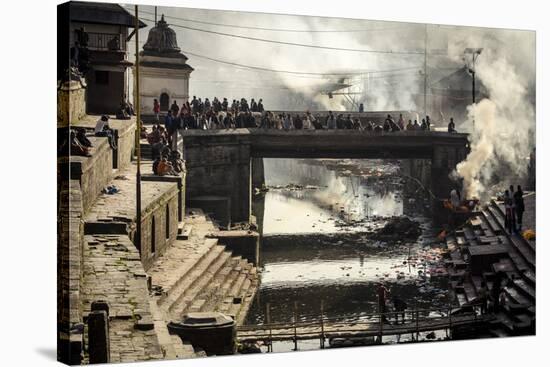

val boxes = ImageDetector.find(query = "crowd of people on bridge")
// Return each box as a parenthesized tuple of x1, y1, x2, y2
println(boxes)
(154, 97, 460, 134)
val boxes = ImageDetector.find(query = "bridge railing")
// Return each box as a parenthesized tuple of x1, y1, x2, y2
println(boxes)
(237, 302, 488, 350)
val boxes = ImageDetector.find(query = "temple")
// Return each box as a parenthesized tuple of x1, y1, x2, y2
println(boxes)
(138, 15, 194, 118)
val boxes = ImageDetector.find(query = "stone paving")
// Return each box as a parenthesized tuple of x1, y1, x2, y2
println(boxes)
(81, 234, 163, 363)
(84, 163, 178, 224)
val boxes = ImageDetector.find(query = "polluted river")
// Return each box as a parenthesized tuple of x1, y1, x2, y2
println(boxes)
(244, 158, 452, 352)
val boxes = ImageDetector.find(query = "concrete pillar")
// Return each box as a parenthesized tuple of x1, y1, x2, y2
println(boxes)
(431, 145, 468, 200)
(87, 310, 110, 364)
(251, 158, 265, 190)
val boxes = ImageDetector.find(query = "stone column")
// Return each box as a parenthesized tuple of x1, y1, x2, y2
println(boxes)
(88, 303, 110, 364)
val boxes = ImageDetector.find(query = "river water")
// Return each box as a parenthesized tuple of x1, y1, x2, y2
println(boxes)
(245, 159, 452, 351)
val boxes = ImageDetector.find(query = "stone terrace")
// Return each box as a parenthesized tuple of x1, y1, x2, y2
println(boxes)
(84, 162, 177, 224)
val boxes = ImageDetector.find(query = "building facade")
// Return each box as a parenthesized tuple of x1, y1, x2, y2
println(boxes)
(66, 1, 146, 114)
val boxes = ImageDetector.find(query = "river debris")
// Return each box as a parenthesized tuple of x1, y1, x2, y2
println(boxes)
(370, 217, 422, 241)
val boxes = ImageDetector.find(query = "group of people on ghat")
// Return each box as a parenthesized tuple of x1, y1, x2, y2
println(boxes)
(142, 123, 185, 176)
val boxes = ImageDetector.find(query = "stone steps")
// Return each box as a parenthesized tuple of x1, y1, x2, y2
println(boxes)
(168, 250, 234, 319)
(155, 239, 221, 309)
(187, 257, 242, 313)
(446, 206, 536, 337)
(487, 202, 535, 270)
(512, 278, 535, 303)
(216, 263, 254, 315)
(234, 277, 259, 325)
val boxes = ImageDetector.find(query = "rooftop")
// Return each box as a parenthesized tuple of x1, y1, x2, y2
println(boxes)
(69, 1, 147, 28)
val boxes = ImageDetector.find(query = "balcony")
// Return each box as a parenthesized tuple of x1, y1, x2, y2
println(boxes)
(87, 32, 126, 52)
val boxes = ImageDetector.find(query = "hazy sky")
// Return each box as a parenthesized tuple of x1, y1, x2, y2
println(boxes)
(123, 3, 535, 111)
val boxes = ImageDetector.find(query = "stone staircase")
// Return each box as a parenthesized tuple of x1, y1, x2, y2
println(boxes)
(445, 200, 535, 337)
(148, 209, 259, 329)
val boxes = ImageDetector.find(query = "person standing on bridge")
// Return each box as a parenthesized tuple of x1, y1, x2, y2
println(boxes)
(326, 111, 336, 129)
(397, 114, 405, 130)
(222, 98, 228, 112)
(258, 99, 265, 113)
(359, 103, 364, 113)
(377, 283, 390, 323)
(421, 119, 428, 130)
(448, 118, 456, 133)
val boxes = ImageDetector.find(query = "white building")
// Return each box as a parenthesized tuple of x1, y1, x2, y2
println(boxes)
(137, 15, 193, 118)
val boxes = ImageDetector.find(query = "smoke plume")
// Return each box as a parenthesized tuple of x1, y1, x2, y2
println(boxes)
(448, 28, 535, 199)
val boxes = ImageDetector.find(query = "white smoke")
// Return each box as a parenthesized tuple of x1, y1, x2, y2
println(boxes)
(448, 29, 535, 199)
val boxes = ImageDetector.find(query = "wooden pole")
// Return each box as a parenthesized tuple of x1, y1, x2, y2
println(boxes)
(320, 300, 325, 349)
(134, 5, 142, 254)
(378, 300, 383, 345)
(415, 304, 419, 341)
(293, 301, 298, 351)
(266, 303, 272, 353)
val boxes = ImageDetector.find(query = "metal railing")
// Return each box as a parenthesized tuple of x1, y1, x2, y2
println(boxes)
(237, 302, 490, 350)
(86, 32, 126, 51)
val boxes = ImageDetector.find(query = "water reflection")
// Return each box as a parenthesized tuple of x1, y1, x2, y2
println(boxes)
(247, 159, 449, 347)
(261, 159, 404, 235)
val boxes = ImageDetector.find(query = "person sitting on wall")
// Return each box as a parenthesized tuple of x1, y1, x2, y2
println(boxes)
(157, 156, 175, 176)
(70, 129, 91, 157)
(257, 98, 264, 113)
(397, 114, 405, 130)
(94, 115, 117, 150)
(352, 118, 361, 130)
(223, 112, 235, 129)
(421, 118, 428, 130)
(374, 123, 383, 133)
(406, 119, 414, 130)
(448, 117, 457, 133)
(363, 120, 374, 131)
(116, 98, 131, 120)
(169, 150, 185, 174)
(75, 127, 92, 148)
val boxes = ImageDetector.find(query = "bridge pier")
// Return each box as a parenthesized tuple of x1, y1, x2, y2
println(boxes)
(431, 144, 469, 200)
(182, 130, 252, 224)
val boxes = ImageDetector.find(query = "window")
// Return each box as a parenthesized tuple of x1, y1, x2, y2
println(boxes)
(95, 70, 109, 85)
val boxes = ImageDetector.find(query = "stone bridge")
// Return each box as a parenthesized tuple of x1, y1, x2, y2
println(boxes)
(179, 129, 470, 224)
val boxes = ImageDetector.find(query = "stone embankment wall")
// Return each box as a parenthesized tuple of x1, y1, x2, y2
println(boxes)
(57, 179, 85, 365)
